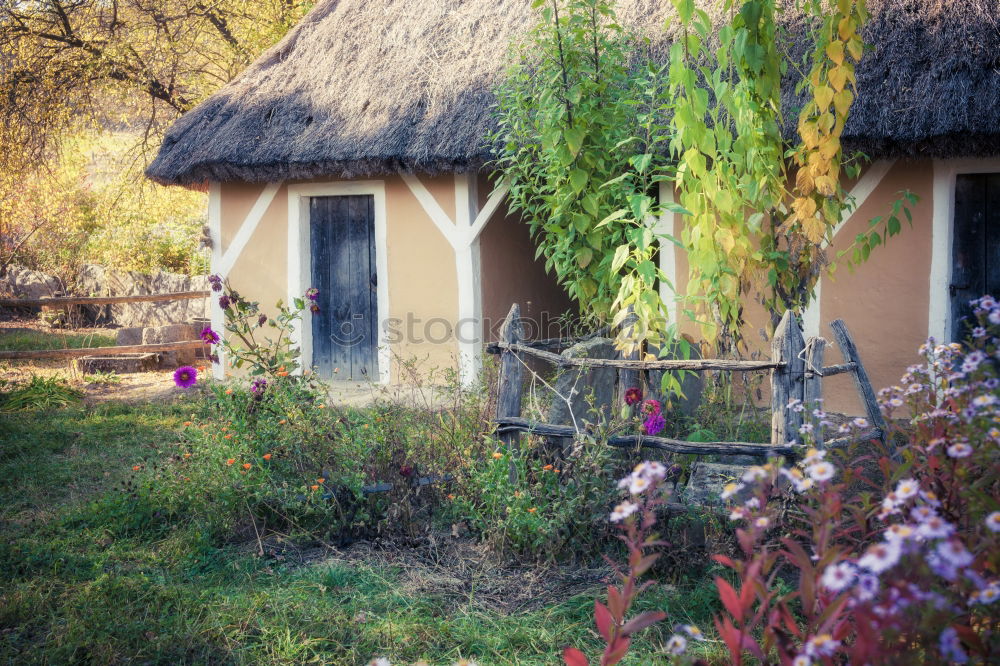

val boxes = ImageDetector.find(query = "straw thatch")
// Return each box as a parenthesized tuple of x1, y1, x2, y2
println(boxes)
(146, 0, 1000, 185)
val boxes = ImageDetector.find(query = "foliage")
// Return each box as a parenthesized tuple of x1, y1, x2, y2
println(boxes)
(706, 296, 1000, 664)
(491, 0, 677, 351)
(0, 328, 115, 351)
(0, 375, 83, 411)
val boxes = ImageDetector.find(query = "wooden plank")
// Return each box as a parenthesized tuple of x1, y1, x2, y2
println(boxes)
(951, 174, 987, 339)
(495, 342, 781, 372)
(986, 174, 999, 299)
(770, 310, 805, 448)
(816, 362, 856, 377)
(496, 304, 524, 482)
(830, 318, 887, 443)
(616, 308, 640, 409)
(0, 291, 209, 308)
(329, 196, 353, 378)
(310, 197, 333, 377)
(367, 194, 379, 380)
(803, 336, 826, 446)
(484, 326, 611, 355)
(347, 194, 373, 379)
(494, 417, 794, 456)
(0, 340, 206, 361)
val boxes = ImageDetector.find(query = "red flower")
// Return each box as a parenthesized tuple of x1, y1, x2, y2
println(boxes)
(624, 387, 642, 406)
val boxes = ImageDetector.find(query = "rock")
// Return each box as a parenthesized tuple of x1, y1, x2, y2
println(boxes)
(682, 462, 755, 506)
(76, 264, 210, 328)
(546, 337, 619, 433)
(142, 323, 197, 367)
(0, 264, 62, 300)
(75, 353, 159, 374)
(116, 327, 144, 346)
(648, 340, 704, 416)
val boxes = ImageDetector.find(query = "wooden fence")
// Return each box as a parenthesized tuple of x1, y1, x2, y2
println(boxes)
(488, 303, 886, 464)
(0, 290, 210, 361)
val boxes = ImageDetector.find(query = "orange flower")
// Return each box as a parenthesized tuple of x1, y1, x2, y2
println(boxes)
(303, 369, 312, 376)
(243, 463, 252, 470)
(317, 478, 325, 484)
(492, 452, 503, 460)
(447, 494, 456, 500)
(132, 465, 141, 471)
(277, 365, 285, 372)
(224, 434, 233, 440)
(225, 388, 233, 395)
(183, 453, 191, 459)
(278, 419, 287, 425)
(514, 491, 522, 498)
(317, 403, 325, 409)
(183, 421, 193, 427)
(277, 371, 289, 377)
(262, 453, 272, 461)
(226, 458, 235, 466)
(527, 507, 537, 513)
(554, 469, 561, 474)
(221, 427, 228, 432)
(542, 464, 553, 471)
(310, 484, 319, 491)
(183, 476, 190, 482)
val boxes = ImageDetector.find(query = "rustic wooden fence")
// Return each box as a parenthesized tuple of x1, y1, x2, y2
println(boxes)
(487, 303, 886, 463)
(0, 290, 210, 361)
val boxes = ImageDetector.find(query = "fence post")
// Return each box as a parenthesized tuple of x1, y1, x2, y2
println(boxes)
(803, 337, 827, 447)
(770, 310, 805, 451)
(616, 308, 640, 411)
(830, 319, 887, 443)
(496, 303, 524, 482)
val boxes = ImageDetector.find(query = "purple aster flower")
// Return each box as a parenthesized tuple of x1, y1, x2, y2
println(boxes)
(200, 326, 220, 344)
(208, 274, 223, 292)
(257, 313, 268, 327)
(642, 412, 666, 436)
(939, 627, 969, 664)
(209, 353, 220, 364)
(218, 294, 231, 310)
(173, 366, 198, 389)
(250, 377, 268, 395)
(305, 287, 320, 301)
(310, 303, 321, 314)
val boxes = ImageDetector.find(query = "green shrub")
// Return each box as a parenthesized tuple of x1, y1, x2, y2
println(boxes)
(0, 375, 83, 411)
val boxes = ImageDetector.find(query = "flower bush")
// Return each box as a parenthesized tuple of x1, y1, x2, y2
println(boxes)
(706, 296, 999, 664)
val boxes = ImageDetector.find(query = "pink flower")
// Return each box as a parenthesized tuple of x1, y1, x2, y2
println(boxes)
(173, 366, 198, 389)
(640, 399, 661, 416)
(624, 387, 642, 406)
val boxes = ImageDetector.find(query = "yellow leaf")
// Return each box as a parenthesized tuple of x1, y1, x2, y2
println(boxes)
(819, 136, 841, 160)
(801, 214, 827, 244)
(799, 120, 820, 149)
(796, 168, 815, 195)
(838, 16, 856, 41)
(716, 227, 736, 254)
(815, 175, 837, 196)
(818, 112, 835, 134)
(814, 85, 834, 111)
(792, 196, 818, 221)
(847, 37, 863, 61)
(833, 88, 854, 116)
(829, 66, 848, 92)
(826, 40, 845, 66)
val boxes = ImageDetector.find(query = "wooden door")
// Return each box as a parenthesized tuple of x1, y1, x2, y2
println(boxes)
(951, 174, 1000, 340)
(310, 195, 378, 380)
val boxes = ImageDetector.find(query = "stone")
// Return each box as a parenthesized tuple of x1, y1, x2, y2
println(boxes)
(76, 264, 210, 328)
(142, 323, 197, 367)
(0, 264, 62, 300)
(682, 462, 755, 506)
(546, 337, 619, 434)
(75, 353, 158, 374)
(116, 327, 144, 346)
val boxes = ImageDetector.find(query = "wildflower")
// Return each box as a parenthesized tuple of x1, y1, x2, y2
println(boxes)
(754, 516, 770, 529)
(624, 387, 642, 406)
(665, 634, 687, 655)
(263, 453, 272, 460)
(802, 448, 825, 465)
(305, 287, 320, 301)
(741, 465, 768, 482)
(226, 459, 235, 465)
(257, 313, 267, 327)
(208, 274, 223, 291)
(173, 366, 198, 389)
(629, 475, 651, 495)
(947, 442, 973, 458)
(242, 463, 251, 470)
(821, 562, 856, 592)
(492, 452, 503, 460)
(787, 398, 804, 412)
(399, 465, 414, 478)
(200, 326, 220, 344)
(720, 482, 744, 501)
(852, 417, 869, 428)
(640, 399, 661, 417)
(936, 540, 974, 568)
(218, 294, 231, 309)
(798, 423, 814, 434)
(310, 484, 319, 491)
(680, 625, 706, 641)
(805, 634, 839, 658)
(250, 377, 268, 395)
(917, 516, 955, 539)
(911, 505, 937, 522)
(183, 453, 191, 459)
(858, 541, 902, 574)
(986, 511, 1000, 532)
(542, 464, 553, 471)
(855, 573, 880, 601)
(887, 397, 904, 408)
(744, 497, 760, 510)
(610, 501, 639, 522)
(309, 303, 321, 314)
(279, 419, 287, 425)
(792, 656, 812, 666)
(885, 524, 916, 541)
(642, 412, 666, 436)
(971, 582, 1000, 605)
(368, 658, 391, 666)
(894, 478, 919, 500)
(317, 478, 325, 484)
(224, 434, 233, 440)
(183, 421, 193, 427)
(806, 461, 836, 482)
(938, 627, 969, 664)
(225, 388, 233, 395)
(447, 494, 456, 500)
(527, 507, 537, 513)
(132, 465, 141, 471)
(920, 489, 942, 506)
(972, 394, 997, 408)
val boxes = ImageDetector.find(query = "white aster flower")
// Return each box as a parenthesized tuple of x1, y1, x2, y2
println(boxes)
(936, 540, 974, 568)
(986, 511, 1000, 533)
(894, 478, 919, 500)
(807, 462, 836, 482)
(368, 659, 391, 666)
(792, 656, 812, 666)
(665, 634, 687, 655)
(917, 516, 956, 539)
(610, 501, 639, 523)
(910, 505, 937, 523)
(821, 562, 856, 592)
(858, 540, 902, 574)
(720, 482, 744, 501)
(852, 417, 869, 428)
(885, 524, 916, 541)
(947, 442, 973, 458)
(629, 475, 651, 495)
(681, 624, 706, 641)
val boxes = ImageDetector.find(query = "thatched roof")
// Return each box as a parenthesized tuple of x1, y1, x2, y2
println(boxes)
(147, 0, 1000, 186)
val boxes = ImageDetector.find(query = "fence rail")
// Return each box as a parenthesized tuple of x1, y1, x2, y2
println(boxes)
(488, 303, 886, 466)
(0, 290, 210, 308)
(0, 340, 206, 361)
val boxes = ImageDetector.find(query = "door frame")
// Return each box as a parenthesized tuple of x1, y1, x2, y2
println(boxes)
(287, 181, 390, 383)
(930, 158, 1000, 343)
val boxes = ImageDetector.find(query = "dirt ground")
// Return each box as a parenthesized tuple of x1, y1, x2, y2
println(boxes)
(0, 313, 196, 403)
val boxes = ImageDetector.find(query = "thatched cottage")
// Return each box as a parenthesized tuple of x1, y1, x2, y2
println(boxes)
(148, 0, 999, 409)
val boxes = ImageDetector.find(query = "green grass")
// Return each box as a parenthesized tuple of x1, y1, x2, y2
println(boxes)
(0, 398, 727, 665)
(0, 328, 116, 351)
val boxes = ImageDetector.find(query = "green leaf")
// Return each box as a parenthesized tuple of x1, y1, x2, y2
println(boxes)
(569, 169, 588, 194)
(611, 244, 630, 273)
(575, 247, 593, 269)
(564, 128, 585, 158)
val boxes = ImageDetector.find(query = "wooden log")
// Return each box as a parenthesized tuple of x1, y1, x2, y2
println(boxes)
(496, 303, 524, 482)
(0, 290, 210, 308)
(494, 416, 794, 456)
(494, 342, 781, 372)
(0, 340, 207, 361)
(362, 474, 454, 495)
(812, 362, 856, 377)
(616, 309, 641, 409)
(770, 311, 805, 448)
(829, 319, 888, 443)
(803, 337, 826, 447)
(823, 429, 884, 449)
(484, 326, 611, 355)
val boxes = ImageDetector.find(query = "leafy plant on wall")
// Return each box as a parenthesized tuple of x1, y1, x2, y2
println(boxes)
(493, 0, 915, 357)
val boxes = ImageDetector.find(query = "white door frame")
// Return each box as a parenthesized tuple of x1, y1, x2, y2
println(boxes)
(286, 181, 391, 384)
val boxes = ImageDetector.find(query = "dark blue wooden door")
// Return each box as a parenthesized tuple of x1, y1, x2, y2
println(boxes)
(951, 174, 1000, 339)
(310, 195, 378, 380)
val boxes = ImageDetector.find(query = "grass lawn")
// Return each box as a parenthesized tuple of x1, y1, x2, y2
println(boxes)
(0, 397, 727, 665)
(0, 328, 116, 351)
